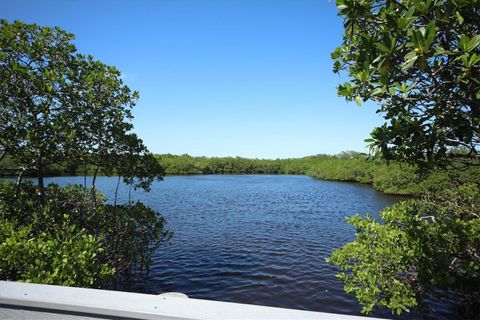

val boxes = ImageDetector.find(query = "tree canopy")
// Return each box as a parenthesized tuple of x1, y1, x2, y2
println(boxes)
(329, 0, 480, 316)
(0, 20, 162, 199)
(0, 20, 170, 287)
(332, 0, 480, 166)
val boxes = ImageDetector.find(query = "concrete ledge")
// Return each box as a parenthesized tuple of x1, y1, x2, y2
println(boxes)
(0, 281, 386, 320)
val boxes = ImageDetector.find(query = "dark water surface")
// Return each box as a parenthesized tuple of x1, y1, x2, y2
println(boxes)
(39, 175, 459, 319)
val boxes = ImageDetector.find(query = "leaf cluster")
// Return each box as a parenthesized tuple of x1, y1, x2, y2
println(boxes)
(333, 0, 480, 166)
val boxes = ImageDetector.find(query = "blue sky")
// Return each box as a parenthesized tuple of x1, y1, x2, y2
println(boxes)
(2, 0, 386, 159)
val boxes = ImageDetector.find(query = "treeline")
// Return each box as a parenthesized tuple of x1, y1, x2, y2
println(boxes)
(157, 151, 387, 177)
(155, 153, 327, 175)
(0, 152, 328, 176)
(157, 151, 479, 196)
(0, 155, 81, 177)
(307, 157, 480, 195)
(3, 150, 476, 197)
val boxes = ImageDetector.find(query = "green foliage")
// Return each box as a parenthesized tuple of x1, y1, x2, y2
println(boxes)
(330, 1, 480, 315)
(0, 181, 171, 286)
(328, 185, 480, 315)
(370, 162, 421, 194)
(0, 20, 79, 170)
(0, 219, 115, 287)
(0, 20, 162, 200)
(333, 0, 480, 166)
(95, 202, 171, 272)
(328, 213, 417, 315)
(4, 152, 478, 197)
(307, 157, 375, 184)
(0, 20, 169, 288)
(155, 154, 323, 175)
(155, 153, 480, 197)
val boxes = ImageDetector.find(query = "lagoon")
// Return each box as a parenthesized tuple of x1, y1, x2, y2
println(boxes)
(37, 175, 402, 317)
(33, 175, 457, 318)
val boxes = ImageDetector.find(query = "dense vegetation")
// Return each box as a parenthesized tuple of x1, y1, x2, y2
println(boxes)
(328, 184, 480, 315)
(0, 153, 317, 176)
(0, 20, 169, 287)
(0, 182, 170, 286)
(329, 0, 479, 317)
(157, 153, 321, 175)
(332, 0, 479, 167)
(156, 152, 480, 196)
(2, 151, 479, 197)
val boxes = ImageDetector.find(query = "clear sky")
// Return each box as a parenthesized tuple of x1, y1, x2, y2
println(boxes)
(2, 0, 386, 159)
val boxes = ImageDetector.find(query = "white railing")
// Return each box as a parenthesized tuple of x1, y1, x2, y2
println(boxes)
(0, 281, 387, 320)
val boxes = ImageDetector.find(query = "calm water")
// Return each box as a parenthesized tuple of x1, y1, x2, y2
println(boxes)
(38, 175, 458, 319)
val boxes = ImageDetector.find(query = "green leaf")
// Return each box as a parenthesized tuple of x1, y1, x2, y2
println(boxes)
(455, 11, 464, 24)
(459, 34, 469, 51)
(66, 130, 76, 140)
(468, 54, 480, 67)
(402, 54, 418, 71)
(434, 46, 446, 56)
(355, 96, 362, 106)
(405, 6, 416, 18)
(331, 47, 342, 59)
(336, 0, 347, 10)
(376, 43, 391, 54)
(415, 2, 427, 13)
(467, 35, 480, 52)
(404, 51, 418, 60)
(372, 87, 385, 96)
(425, 21, 436, 48)
(398, 17, 414, 29)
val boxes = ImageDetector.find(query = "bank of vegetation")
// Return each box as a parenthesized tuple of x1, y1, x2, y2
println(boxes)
(2, 151, 479, 198)
(156, 152, 479, 196)
(0, 20, 170, 287)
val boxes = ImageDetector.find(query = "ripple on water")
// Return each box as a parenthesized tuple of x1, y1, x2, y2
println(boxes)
(38, 175, 463, 319)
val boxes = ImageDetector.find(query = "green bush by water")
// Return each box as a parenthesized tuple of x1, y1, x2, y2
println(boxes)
(0, 181, 171, 287)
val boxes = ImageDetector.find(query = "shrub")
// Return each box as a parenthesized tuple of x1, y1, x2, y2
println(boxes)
(0, 218, 114, 287)
(0, 181, 171, 286)
(96, 203, 172, 272)
(328, 184, 480, 315)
